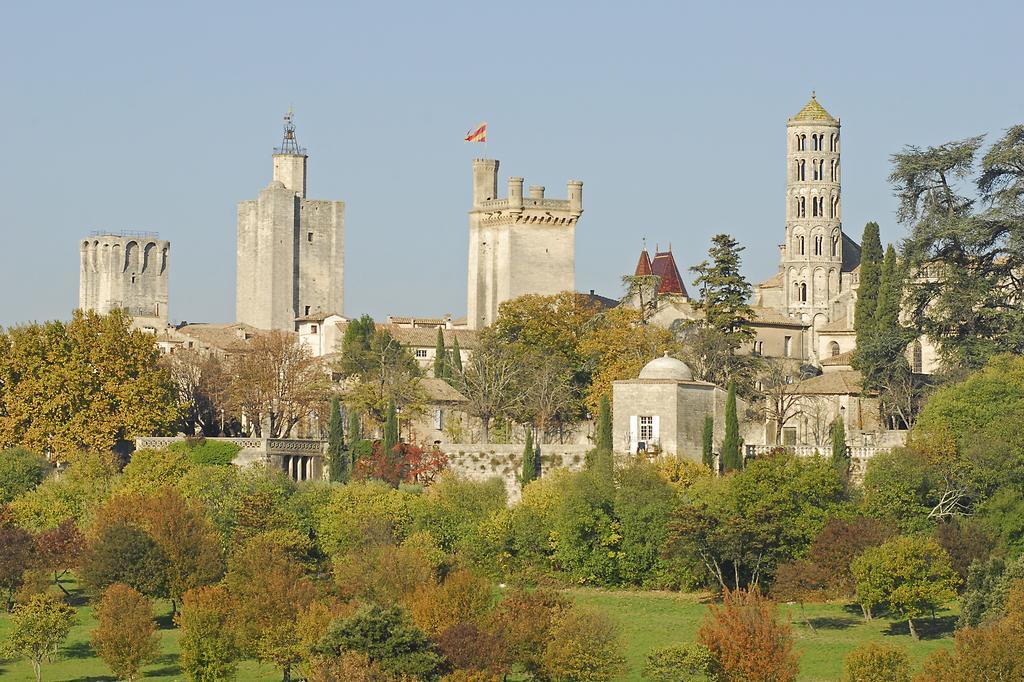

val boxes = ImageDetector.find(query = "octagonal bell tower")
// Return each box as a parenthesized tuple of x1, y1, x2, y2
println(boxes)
(782, 93, 843, 322)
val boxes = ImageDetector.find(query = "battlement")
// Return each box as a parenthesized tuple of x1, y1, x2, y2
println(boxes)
(471, 158, 582, 215)
(89, 230, 160, 239)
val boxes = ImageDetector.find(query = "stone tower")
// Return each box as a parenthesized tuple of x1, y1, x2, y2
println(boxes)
(79, 232, 169, 327)
(466, 158, 582, 329)
(236, 110, 345, 331)
(782, 94, 846, 324)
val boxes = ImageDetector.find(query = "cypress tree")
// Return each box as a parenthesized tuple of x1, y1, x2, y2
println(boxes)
(702, 415, 715, 471)
(721, 381, 742, 472)
(347, 409, 362, 443)
(433, 328, 447, 379)
(450, 335, 463, 374)
(830, 416, 848, 475)
(874, 244, 902, 331)
(520, 428, 536, 487)
(327, 396, 348, 483)
(595, 396, 612, 453)
(854, 222, 883, 346)
(383, 400, 399, 454)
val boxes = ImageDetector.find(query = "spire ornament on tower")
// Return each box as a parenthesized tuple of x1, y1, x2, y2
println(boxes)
(275, 106, 307, 155)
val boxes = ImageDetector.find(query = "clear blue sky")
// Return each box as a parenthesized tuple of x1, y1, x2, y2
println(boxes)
(2, 0, 1021, 327)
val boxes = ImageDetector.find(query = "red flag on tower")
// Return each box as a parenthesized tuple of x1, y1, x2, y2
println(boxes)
(465, 122, 487, 143)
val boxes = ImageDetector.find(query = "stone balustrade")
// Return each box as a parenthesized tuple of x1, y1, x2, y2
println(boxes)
(135, 436, 326, 482)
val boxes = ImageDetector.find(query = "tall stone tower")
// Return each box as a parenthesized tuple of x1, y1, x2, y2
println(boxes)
(781, 94, 847, 324)
(466, 159, 582, 329)
(79, 232, 169, 327)
(236, 110, 345, 330)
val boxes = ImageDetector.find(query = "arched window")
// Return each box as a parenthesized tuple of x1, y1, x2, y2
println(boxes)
(798, 134, 806, 151)
(798, 159, 805, 181)
(800, 283, 808, 302)
(912, 340, 923, 373)
(814, 235, 823, 255)
(799, 196, 806, 217)
(829, 341, 840, 357)
(798, 236, 805, 255)
(831, 234, 839, 257)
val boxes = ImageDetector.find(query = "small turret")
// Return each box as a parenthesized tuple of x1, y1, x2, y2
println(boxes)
(472, 159, 499, 206)
(568, 180, 583, 216)
(508, 177, 524, 213)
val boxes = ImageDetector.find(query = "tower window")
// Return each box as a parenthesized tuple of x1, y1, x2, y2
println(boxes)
(799, 196, 806, 217)
(797, 134, 806, 151)
(784, 336, 793, 357)
(798, 236, 806, 255)
(814, 236, 823, 255)
(304, 305, 310, 315)
(798, 160, 806, 181)
(307, 232, 313, 242)
(831, 234, 839, 257)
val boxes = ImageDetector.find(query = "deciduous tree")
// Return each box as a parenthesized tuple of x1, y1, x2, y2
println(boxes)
(542, 606, 628, 682)
(1, 593, 76, 682)
(91, 583, 160, 682)
(697, 588, 798, 682)
(0, 447, 50, 504)
(80, 521, 170, 599)
(841, 642, 911, 682)
(177, 585, 240, 682)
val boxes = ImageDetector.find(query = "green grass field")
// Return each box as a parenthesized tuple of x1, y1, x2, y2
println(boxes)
(0, 588, 954, 681)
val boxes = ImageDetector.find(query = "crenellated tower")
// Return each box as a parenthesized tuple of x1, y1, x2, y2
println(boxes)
(466, 158, 582, 329)
(782, 93, 847, 323)
(79, 232, 169, 328)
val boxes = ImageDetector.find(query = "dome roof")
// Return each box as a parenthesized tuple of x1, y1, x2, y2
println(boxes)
(638, 353, 693, 381)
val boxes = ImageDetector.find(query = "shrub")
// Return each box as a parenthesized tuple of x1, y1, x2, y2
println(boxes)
(314, 480, 420, 556)
(91, 583, 160, 681)
(187, 440, 241, 466)
(541, 606, 628, 682)
(435, 621, 509, 677)
(643, 643, 717, 681)
(697, 588, 798, 682)
(917, 617, 1024, 680)
(841, 642, 911, 682)
(80, 521, 170, 598)
(490, 589, 569, 678)
(407, 568, 494, 635)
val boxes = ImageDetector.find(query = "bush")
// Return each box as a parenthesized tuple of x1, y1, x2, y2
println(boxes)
(643, 643, 717, 681)
(187, 440, 242, 466)
(0, 447, 50, 504)
(91, 583, 160, 681)
(841, 642, 911, 682)
(541, 606, 628, 682)
(80, 522, 170, 598)
(408, 568, 494, 636)
(314, 480, 420, 556)
(697, 588, 798, 682)
(959, 556, 1024, 627)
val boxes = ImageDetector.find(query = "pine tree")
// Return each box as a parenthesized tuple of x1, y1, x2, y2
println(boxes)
(721, 381, 742, 472)
(853, 222, 883, 364)
(327, 396, 348, 483)
(689, 234, 755, 343)
(830, 417, 848, 475)
(433, 328, 447, 379)
(450, 335, 463, 374)
(383, 400, 399, 454)
(702, 415, 715, 470)
(520, 428, 536, 487)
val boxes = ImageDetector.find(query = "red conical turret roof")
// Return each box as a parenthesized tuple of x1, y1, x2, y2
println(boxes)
(651, 248, 688, 297)
(634, 248, 653, 277)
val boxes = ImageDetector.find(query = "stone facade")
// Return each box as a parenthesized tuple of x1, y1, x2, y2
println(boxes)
(466, 159, 582, 329)
(236, 113, 344, 331)
(79, 232, 169, 329)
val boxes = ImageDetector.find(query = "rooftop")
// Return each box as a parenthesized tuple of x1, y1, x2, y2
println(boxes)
(793, 370, 863, 395)
(790, 93, 837, 123)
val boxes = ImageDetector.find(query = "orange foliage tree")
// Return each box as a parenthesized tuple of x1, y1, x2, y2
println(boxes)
(90, 583, 160, 682)
(697, 588, 799, 682)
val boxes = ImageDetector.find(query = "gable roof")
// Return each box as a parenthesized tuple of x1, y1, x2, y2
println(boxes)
(651, 249, 688, 297)
(821, 350, 855, 367)
(334, 322, 480, 351)
(793, 370, 863, 395)
(420, 377, 468, 403)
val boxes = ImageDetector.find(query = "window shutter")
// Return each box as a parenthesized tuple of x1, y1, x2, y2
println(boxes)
(629, 416, 638, 454)
(652, 415, 660, 444)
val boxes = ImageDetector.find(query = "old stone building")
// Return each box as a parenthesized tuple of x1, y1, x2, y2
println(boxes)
(79, 232, 169, 330)
(236, 110, 345, 331)
(466, 158, 583, 329)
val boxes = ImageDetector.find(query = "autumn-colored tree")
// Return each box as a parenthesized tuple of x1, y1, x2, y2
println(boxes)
(579, 306, 675, 416)
(772, 559, 828, 630)
(224, 536, 319, 681)
(697, 588, 799, 682)
(805, 516, 895, 599)
(334, 541, 440, 605)
(91, 583, 160, 682)
(80, 521, 170, 599)
(34, 521, 85, 597)
(436, 621, 509, 678)
(408, 568, 494, 636)
(177, 585, 240, 682)
(0, 309, 179, 459)
(916, 615, 1024, 681)
(1, 593, 76, 682)
(227, 330, 331, 438)
(0, 521, 35, 611)
(542, 606, 628, 682)
(354, 441, 447, 488)
(490, 589, 569, 679)
(842, 642, 912, 682)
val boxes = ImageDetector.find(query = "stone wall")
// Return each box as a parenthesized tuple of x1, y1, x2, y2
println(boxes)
(441, 443, 590, 503)
(80, 234, 169, 323)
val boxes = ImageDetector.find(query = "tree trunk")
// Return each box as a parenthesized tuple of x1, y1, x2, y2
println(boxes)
(482, 416, 491, 443)
(861, 604, 872, 621)
(32, 659, 42, 682)
(908, 617, 918, 641)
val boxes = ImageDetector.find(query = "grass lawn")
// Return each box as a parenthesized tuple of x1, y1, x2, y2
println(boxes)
(571, 588, 956, 682)
(0, 587, 954, 681)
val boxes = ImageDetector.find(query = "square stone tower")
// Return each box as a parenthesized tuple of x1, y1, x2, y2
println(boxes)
(236, 110, 345, 331)
(466, 158, 582, 329)
(79, 232, 169, 327)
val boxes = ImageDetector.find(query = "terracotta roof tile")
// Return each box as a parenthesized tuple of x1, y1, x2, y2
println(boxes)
(651, 250, 688, 297)
(634, 248, 653, 277)
(420, 377, 468, 403)
(821, 350, 854, 366)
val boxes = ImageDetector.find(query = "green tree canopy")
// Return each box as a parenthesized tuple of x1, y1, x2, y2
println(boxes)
(689, 234, 755, 343)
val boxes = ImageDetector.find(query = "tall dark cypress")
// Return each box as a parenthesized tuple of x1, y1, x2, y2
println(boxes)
(702, 415, 715, 471)
(595, 396, 612, 453)
(450, 335, 463, 374)
(520, 428, 536, 487)
(830, 417, 848, 475)
(721, 381, 742, 472)
(327, 396, 348, 482)
(854, 222, 884, 348)
(383, 400, 399, 454)
(433, 328, 447, 379)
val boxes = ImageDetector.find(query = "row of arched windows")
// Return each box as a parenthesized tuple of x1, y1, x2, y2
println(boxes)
(795, 133, 839, 152)
(793, 195, 840, 219)
(793, 232, 841, 257)
(793, 158, 838, 182)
